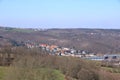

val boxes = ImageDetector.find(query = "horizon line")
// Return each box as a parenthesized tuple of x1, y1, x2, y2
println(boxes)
(0, 25, 120, 30)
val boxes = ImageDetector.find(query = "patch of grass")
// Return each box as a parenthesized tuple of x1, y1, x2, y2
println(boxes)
(37, 68, 65, 80)
(5, 67, 65, 80)
(0, 67, 6, 80)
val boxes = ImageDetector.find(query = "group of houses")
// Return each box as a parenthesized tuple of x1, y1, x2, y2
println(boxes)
(0, 41, 120, 66)
(25, 41, 120, 66)
(25, 42, 96, 58)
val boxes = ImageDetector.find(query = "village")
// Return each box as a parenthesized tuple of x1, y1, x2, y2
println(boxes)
(25, 42, 95, 58)
(25, 41, 120, 66)
(0, 41, 120, 66)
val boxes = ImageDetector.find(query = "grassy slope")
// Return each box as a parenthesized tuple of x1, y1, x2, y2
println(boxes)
(1, 67, 64, 80)
(0, 67, 5, 80)
(37, 68, 65, 80)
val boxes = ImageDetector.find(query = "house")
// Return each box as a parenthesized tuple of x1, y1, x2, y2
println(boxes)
(85, 53, 96, 57)
(26, 43, 35, 48)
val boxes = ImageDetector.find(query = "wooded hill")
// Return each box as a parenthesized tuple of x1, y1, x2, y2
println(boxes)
(0, 26, 120, 54)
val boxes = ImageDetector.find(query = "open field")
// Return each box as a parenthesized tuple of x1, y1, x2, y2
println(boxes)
(0, 67, 6, 80)
(0, 67, 64, 80)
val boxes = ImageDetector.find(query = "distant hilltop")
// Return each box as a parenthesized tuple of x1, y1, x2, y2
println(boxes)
(0, 26, 120, 31)
(0, 26, 120, 54)
(0, 26, 48, 31)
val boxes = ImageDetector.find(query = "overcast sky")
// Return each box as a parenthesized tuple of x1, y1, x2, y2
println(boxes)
(0, 0, 120, 29)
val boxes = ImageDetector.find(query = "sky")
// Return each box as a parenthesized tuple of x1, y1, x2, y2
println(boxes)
(0, 0, 120, 29)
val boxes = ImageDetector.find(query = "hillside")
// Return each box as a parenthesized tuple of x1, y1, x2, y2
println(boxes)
(1, 48, 120, 80)
(0, 26, 120, 54)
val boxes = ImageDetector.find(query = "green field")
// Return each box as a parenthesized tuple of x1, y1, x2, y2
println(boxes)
(0, 67, 6, 80)
(0, 67, 64, 80)
(36, 68, 65, 80)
